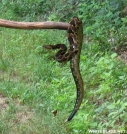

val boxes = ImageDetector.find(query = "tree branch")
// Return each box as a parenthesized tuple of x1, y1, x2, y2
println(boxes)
(0, 19, 69, 30)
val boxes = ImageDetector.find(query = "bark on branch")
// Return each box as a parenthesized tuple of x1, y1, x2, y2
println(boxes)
(0, 19, 69, 30)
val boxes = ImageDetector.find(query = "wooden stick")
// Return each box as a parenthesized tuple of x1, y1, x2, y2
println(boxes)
(0, 19, 69, 30)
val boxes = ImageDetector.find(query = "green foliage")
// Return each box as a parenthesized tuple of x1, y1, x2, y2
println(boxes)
(67, 43, 127, 132)
(0, 0, 80, 21)
(78, 0, 127, 50)
(0, 0, 127, 133)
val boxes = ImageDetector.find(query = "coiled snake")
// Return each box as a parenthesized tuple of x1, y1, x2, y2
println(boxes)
(43, 17, 84, 122)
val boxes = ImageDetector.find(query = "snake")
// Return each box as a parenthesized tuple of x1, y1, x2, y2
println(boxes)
(43, 17, 84, 122)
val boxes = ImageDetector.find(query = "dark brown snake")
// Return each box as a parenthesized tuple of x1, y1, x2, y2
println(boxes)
(43, 17, 84, 122)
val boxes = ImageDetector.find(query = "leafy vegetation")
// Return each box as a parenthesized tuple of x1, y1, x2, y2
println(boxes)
(0, 0, 127, 134)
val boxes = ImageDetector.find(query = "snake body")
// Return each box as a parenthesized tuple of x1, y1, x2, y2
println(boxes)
(43, 17, 84, 122)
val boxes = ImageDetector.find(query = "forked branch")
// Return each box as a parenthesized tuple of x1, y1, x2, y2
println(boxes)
(0, 19, 69, 30)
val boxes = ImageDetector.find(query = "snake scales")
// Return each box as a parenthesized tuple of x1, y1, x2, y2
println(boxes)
(43, 17, 84, 122)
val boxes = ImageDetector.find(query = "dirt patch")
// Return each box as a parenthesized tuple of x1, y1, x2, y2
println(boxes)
(114, 44, 127, 64)
(119, 51, 127, 64)
(13, 99, 34, 124)
(0, 93, 8, 112)
(0, 93, 33, 124)
(14, 110, 33, 123)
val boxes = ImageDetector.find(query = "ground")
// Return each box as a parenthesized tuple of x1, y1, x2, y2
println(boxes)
(0, 93, 33, 123)
(119, 51, 127, 64)
(0, 47, 126, 128)
(0, 93, 8, 112)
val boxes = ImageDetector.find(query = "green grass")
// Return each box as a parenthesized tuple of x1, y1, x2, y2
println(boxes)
(0, 28, 73, 134)
(0, 27, 127, 134)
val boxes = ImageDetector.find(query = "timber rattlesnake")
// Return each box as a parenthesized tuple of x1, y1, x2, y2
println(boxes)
(43, 17, 84, 122)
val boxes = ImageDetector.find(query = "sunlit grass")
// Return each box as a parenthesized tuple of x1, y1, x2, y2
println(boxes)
(0, 28, 74, 133)
(1, 24, 127, 133)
